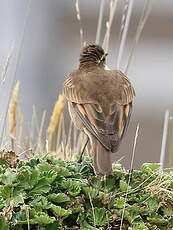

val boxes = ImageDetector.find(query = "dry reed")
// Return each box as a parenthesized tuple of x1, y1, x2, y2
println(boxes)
(9, 81, 20, 150)
(47, 93, 66, 151)
(103, 0, 118, 53)
(75, 0, 84, 48)
(1, 43, 14, 84)
(95, 0, 105, 45)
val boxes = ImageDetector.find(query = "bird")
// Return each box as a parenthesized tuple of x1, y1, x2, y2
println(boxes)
(63, 43, 135, 176)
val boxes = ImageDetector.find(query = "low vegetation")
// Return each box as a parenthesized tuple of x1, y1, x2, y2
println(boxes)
(0, 152, 173, 229)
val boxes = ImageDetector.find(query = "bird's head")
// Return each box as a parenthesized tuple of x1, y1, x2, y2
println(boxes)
(79, 43, 108, 69)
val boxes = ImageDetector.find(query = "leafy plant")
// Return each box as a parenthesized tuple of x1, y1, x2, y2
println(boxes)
(0, 154, 173, 229)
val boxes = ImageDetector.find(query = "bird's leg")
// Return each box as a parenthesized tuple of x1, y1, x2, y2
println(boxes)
(77, 137, 89, 163)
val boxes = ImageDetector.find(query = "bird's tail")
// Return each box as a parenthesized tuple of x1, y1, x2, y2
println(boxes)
(92, 137, 112, 176)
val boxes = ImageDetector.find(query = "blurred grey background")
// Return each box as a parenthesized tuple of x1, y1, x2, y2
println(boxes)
(0, 0, 173, 168)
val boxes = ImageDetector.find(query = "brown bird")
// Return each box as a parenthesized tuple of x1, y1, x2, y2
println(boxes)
(63, 43, 135, 176)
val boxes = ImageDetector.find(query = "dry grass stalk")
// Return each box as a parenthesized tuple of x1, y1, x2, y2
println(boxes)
(168, 117, 173, 168)
(120, 123, 139, 230)
(66, 119, 73, 159)
(119, 0, 129, 40)
(55, 113, 63, 153)
(103, 0, 118, 53)
(24, 205, 30, 230)
(9, 81, 20, 150)
(17, 108, 24, 153)
(117, 0, 134, 70)
(0, 0, 32, 148)
(61, 114, 67, 160)
(33, 105, 40, 135)
(125, 0, 152, 74)
(73, 125, 79, 153)
(75, 0, 84, 48)
(160, 110, 169, 171)
(36, 110, 46, 154)
(47, 93, 66, 152)
(95, 0, 105, 44)
(1, 43, 14, 84)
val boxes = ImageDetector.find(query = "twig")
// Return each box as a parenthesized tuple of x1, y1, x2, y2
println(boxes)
(125, 0, 152, 74)
(120, 123, 139, 230)
(75, 0, 84, 48)
(117, 0, 134, 70)
(160, 110, 169, 171)
(95, 0, 105, 44)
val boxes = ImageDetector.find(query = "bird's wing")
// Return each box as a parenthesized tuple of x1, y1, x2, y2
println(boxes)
(111, 70, 135, 105)
(63, 70, 135, 152)
(71, 102, 112, 150)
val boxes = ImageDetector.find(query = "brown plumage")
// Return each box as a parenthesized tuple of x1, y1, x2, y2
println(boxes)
(63, 43, 135, 176)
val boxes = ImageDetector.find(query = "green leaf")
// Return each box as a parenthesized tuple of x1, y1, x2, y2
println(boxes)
(50, 204, 72, 217)
(162, 204, 173, 216)
(29, 196, 51, 210)
(45, 220, 62, 230)
(146, 197, 160, 213)
(11, 211, 27, 225)
(48, 193, 70, 203)
(37, 162, 53, 171)
(17, 168, 39, 189)
(62, 179, 81, 196)
(116, 197, 125, 209)
(34, 212, 55, 224)
(13, 193, 25, 206)
(112, 163, 122, 171)
(25, 157, 40, 168)
(130, 223, 149, 230)
(147, 214, 168, 224)
(79, 220, 98, 230)
(141, 163, 161, 174)
(0, 168, 16, 184)
(0, 184, 13, 198)
(82, 186, 99, 199)
(42, 170, 57, 184)
(29, 178, 50, 195)
(0, 198, 5, 211)
(55, 166, 71, 177)
(87, 208, 112, 227)
(120, 180, 129, 192)
(90, 177, 102, 189)
(0, 217, 9, 230)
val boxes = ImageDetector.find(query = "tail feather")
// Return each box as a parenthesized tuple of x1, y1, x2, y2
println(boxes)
(92, 137, 112, 176)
